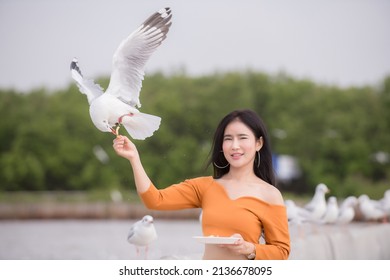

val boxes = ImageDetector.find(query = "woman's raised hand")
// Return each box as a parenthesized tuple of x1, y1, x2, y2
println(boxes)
(113, 135, 139, 161)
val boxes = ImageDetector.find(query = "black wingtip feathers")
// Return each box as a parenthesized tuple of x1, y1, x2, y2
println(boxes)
(70, 57, 83, 77)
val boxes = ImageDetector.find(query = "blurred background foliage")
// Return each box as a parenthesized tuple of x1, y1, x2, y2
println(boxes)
(0, 71, 389, 200)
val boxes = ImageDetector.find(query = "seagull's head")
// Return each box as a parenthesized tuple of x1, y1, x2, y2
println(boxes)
(316, 183, 330, 194)
(328, 196, 337, 205)
(142, 215, 154, 226)
(384, 189, 390, 200)
(94, 119, 120, 135)
(344, 196, 358, 207)
(284, 199, 296, 208)
(358, 194, 369, 203)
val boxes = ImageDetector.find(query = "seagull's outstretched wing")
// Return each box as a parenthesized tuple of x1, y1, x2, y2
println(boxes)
(70, 58, 104, 105)
(106, 7, 172, 108)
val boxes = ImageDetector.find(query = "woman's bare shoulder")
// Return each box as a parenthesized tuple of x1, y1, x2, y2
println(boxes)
(258, 181, 285, 206)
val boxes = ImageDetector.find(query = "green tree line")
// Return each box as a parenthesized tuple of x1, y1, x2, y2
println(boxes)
(1, 71, 389, 198)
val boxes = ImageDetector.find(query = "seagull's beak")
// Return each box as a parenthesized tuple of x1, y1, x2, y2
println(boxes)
(110, 124, 121, 136)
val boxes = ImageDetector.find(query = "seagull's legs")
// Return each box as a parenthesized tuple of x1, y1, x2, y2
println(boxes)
(145, 246, 149, 260)
(133, 246, 150, 260)
(134, 246, 140, 259)
(118, 113, 134, 124)
(297, 224, 306, 239)
(112, 113, 134, 136)
(310, 223, 319, 234)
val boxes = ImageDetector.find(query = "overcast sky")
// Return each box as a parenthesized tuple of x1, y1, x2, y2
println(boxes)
(1, 0, 389, 92)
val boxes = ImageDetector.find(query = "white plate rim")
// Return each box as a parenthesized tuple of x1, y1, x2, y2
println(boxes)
(192, 236, 240, 244)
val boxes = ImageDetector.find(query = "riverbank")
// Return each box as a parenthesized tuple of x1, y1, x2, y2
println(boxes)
(0, 202, 201, 220)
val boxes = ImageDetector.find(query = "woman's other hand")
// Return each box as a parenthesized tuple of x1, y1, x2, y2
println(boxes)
(219, 233, 256, 258)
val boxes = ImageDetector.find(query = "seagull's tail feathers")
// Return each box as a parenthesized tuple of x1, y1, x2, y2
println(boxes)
(70, 58, 104, 104)
(122, 112, 161, 140)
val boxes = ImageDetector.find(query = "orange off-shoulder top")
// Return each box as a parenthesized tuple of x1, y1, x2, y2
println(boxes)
(139, 176, 290, 260)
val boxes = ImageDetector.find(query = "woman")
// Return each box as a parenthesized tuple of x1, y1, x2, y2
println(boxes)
(113, 109, 290, 260)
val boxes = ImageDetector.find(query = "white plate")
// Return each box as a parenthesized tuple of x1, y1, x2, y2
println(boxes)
(193, 236, 240, 244)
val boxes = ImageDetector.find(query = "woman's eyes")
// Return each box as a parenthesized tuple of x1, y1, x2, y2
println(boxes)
(223, 136, 248, 141)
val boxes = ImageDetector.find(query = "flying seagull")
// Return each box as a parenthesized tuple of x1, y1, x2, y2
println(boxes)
(127, 215, 158, 259)
(70, 7, 172, 140)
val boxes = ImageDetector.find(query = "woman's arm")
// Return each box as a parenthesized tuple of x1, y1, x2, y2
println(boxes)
(112, 135, 150, 194)
(113, 135, 205, 210)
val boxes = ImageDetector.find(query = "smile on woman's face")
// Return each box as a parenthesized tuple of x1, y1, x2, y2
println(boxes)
(222, 120, 262, 169)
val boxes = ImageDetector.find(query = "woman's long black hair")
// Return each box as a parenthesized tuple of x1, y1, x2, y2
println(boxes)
(207, 109, 276, 187)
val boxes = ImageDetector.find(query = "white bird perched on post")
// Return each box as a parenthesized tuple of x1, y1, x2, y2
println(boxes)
(127, 215, 157, 259)
(285, 199, 307, 225)
(319, 196, 339, 224)
(336, 196, 358, 224)
(70, 7, 173, 140)
(358, 194, 387, 222)
(284, 199, 308, 238)
(301, 183, 330, 222)
(379, 189, 390, 222)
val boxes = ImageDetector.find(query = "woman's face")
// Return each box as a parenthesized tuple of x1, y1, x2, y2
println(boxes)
(222, 119, 263, 169)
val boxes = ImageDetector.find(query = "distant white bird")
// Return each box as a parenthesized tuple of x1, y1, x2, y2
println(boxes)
(358, 194, 387, 222)
(284, 199, 310, 238)
(319, 196, 339, 224)
(110, 189, 123, 203)
(70, 7, 172, 140)
(285, 199, 307, 225)
(339, 196, 358, 212)
(301, 183, 330, 221)
(127, 215, 157, 259)
(336, 196, 358, 224)
(379, 189, 390, 221)
(93, 145, 110, 164)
